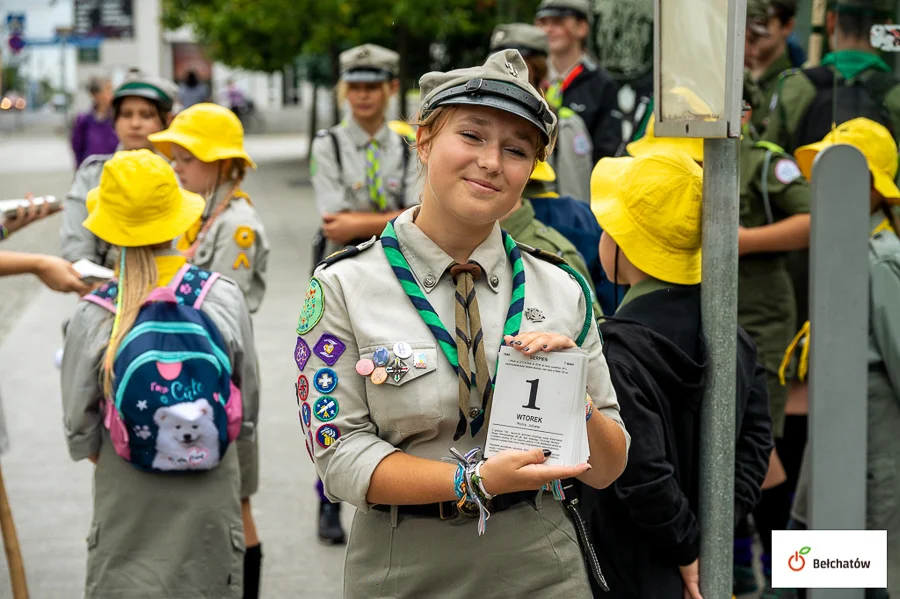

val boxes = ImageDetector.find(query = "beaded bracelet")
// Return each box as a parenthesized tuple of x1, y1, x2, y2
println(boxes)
(585, 396, 595, 422)
(0, 225, 9, 241)
(445, 447, 491, 534)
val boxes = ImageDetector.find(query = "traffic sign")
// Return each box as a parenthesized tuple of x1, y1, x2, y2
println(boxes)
(6, 13, 26, 34)
(8, 33, 24, 54)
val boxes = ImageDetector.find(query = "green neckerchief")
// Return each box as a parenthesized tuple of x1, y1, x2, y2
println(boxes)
(821, 50, 891, 81)
(499, 199, 537, 239)
(618, 277, 674, 309)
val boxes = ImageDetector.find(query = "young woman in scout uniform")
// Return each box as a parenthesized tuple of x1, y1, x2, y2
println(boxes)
(295, 50, 629, 599)
(60, 150, 259, 598)
(490, 23, 593, 202)
(61, 74, 178, 268)
(310, 43, 420, 264)
(786, 119, 900, 596)
(148, 102, 268, 598)
(583, 149, 772, 599)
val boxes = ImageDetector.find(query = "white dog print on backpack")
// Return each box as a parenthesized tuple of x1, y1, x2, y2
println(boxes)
(151, 398, 220, 470)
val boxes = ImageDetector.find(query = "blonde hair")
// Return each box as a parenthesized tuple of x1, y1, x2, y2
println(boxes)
(102, 246, 159, 398)
(337, 81, 394, 114)
(413, 105, 551, 165)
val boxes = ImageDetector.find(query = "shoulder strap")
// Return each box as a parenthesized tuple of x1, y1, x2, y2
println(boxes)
(83, 280, 119, 314)
(398, 131, 411, 203)
(317, 236, 378, 271)
(860, 71, 900, 108)
(328, 130, 342, 185)
(516, 241, 594, 346)
(759, 147, 776, 225)
(803, 66, 836, 89)
(169, 264, 221, 309)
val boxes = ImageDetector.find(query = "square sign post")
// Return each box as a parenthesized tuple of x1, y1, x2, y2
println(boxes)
(654, 1, 746, 598)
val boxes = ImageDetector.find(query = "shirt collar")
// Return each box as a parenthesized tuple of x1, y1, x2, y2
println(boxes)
(549, 53, 591, 82)
(618, 276, 673, 309)
(394, 207, 508, 294)
(345, 117, 392, 149)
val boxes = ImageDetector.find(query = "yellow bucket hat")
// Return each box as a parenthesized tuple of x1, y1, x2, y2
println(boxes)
(149, 103, 257, 169)
(84, 150, 206, 248)
(591, 150, 704, 285)
(530, 160, 556, 182)
(794, 118, 900, 204)
(626, 119, 705, 164)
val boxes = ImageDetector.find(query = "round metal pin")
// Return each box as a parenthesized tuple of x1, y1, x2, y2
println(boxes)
(356, 358, 375, 376)
(370, 367, 388, 385)
(372, 347, 390, 367)
(393, 342, 412, 360)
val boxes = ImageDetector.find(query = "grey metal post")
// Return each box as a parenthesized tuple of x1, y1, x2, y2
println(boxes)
(808, 145, 869, 599)
(699, 137, 740, 599)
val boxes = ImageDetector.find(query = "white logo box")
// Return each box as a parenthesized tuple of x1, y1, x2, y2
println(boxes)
(772, 530, 887, 589)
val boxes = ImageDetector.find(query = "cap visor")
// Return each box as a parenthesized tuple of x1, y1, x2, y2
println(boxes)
(873, 168, 900, 203)
(438, 95, 550, 144)
(114, 88, 171, 111)
(341, 71, 393, 83)
(83, 188, 206, 248)
(536, 8, 587, 19)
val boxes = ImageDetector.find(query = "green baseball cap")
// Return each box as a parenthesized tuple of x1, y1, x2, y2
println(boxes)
(747, 0, 773, 36)
(418, 50, 558, 147)
(490, 23, 550, 57)
(113, 74, 177, 113)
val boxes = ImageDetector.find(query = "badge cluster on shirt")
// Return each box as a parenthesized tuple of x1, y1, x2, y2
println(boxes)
(354, 341, 427, 386)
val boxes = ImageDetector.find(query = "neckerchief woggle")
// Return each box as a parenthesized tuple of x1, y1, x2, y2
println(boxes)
(381, 220, 525, 439)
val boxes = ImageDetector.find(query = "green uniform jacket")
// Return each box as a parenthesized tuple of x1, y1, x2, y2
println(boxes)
(501, 199, 603, 318)
(738, 138, 810, 436)
(764, 63, 900, 155)
(751, 50, 794, 136)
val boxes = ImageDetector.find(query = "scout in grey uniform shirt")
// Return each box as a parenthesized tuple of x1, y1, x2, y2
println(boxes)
(310, 44, 420, 261)
(60, 250, 260, 599)
(296, 51, 629, 599)
(489, 23, 593, 202)
(61, 75, 178, 267)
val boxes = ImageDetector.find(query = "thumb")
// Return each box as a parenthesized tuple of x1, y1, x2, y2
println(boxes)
(520, 448, 551, 467)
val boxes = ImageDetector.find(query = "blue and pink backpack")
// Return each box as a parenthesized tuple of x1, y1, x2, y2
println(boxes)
(84, 264, 242, 472)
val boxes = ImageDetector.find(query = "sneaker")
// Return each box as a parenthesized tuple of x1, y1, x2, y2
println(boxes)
(317, 501, 346, 545)
(733, 564, 759, 595)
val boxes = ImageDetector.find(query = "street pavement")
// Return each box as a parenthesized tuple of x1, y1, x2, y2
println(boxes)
(0, 133, 348, 598)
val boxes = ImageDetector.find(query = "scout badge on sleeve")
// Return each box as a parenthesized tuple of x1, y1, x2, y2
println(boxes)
(313, 333, 346, 366)
(316, 424, 341, 448)
(294, 337, 311, 371)
(296, 277, 325, 335)
(301, 402, 312, 429)
(314, 396, 339, 422)
(296, 374, 309, 404)
(774, 159, 802, 184)
(314, 368, 339, 394)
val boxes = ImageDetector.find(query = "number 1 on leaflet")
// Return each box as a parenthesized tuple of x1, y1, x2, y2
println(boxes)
(522, 378, 541, 410)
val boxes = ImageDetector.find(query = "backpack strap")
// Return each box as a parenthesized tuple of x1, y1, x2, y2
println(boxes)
(83, 280, 119, 314)
(169, 264, 220, 309)
(327, 129, 343, 185)
(802, 66, 835, 89)
(755, 141, 784, 225)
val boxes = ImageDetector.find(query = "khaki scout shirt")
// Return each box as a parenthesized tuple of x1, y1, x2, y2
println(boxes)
(177, 186, 270, 314)
(310, 118, 420, 216)
(751, 51, 794, 136)
(298, 207, 628, 511)
(61, 153, 115, 267)
(551, 108, 593, 203)
(869, 214, 900, 389)
(737, 138, 809, 370)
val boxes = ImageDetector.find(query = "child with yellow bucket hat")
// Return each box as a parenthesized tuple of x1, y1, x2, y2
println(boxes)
(60, 150, 259, 598)
(149, 102, 267, 598)
(782, 118, 900, 593)
(578, 149, 773, 599)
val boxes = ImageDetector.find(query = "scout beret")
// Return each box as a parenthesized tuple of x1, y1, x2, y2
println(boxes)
(113, 74, 178, 113)
(340, 44, 399, 83)
(490, 23, 550, 57)
(535, 0, 593, 22)
(418, 50, 558, 147)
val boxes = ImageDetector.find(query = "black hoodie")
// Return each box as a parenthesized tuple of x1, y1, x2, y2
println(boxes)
(579, 284, 773, 598)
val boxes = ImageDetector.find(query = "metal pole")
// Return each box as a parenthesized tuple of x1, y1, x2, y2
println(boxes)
(807, 145, 869, 599)
(699, 136, 739, 599)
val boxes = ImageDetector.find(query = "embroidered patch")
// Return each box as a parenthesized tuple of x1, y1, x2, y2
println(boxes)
(313, 333, 346, 366)
(774, 159, 802, 184)
(294, 337, 311, 371)
(314, 367, 338, 394)
(301, 402, 312, 429)
(524, 308, 545, 322)
(316, 424, 341, 448)
(232, 252, 251, 270)
(234, 226, 255, 249)
(296, 277, 325, 334)
(296, 374, 309, 403)
(572, 133, 590, 156)
(314, 396, 339, 422)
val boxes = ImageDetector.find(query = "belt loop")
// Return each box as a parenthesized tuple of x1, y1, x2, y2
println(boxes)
(390, 505, 399, 528)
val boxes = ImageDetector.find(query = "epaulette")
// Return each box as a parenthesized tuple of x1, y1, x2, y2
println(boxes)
(316, 237, 378, 270)
(755, 140, 787, 155)
(516, 241, 567, 266)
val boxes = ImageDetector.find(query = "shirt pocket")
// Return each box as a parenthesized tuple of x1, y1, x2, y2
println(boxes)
(360, 342, 442, 436)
